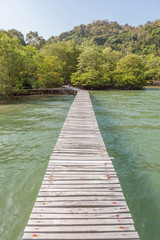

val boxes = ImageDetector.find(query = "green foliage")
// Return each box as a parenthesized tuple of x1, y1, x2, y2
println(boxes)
(49, 19, 160, 55)
(7, 29, 26, 46)
(0, 71, 13, 99)
(113, 54, 146, 89)
(102, 47, 122, 85)
(145, 55, 160, 84)
(0, 19, 160, 99)
(22, 45, 38, 81)
(26, 31, 46, 49)
(21, 45, 43, 89)
(0, 33, 63, 98)
(36, 56, 63, 87)
(0, 33, 26, 98)
(71, 44, 111, 88)
(44, 41, 80, 84)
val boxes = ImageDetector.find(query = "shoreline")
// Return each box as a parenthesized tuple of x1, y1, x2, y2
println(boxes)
(0, 86, 160, 103)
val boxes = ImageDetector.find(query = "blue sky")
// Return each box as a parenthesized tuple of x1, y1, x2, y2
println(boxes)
(0, 0, 160, 39)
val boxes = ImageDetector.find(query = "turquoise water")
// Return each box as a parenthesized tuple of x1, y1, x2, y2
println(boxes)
(90, 89, 160, 240)
(0, 95, 74, 240)
(0, 90, 160, 240)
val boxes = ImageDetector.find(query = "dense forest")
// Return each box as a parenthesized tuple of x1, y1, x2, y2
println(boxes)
(0, 19, 160, 98)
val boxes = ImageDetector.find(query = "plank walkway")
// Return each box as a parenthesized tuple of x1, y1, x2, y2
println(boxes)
(22, 89, 139, 240)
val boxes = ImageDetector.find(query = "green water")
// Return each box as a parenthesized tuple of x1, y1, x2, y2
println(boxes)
(0, 94, 74, 240)
(90, 89, 160, 240)
(0, 90, 160, 240)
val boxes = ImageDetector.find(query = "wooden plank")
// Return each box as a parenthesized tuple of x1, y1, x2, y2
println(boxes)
(47, 162, 114, 166)
(40, 184, 122, 189)
(46, 167, 114, 171)
(50, 155, 110, 158)
(25, 224, 135, 232)
(34, 200, 127, 207)
(42, 179, 120, 184)
(36, 195, 125, 201)
(27, 218, 134, 225)
(38, 188, 123, 192)
(37, 191, 124, 197)
(49, 158, 112, 161)
(22, 232, 139, 239)
(45, 172, 117, 176)
(30, 213, 133, 219)
(46, 167, 115, 171)
(44, 176, 117, 180)
(31, 206, 130, 214)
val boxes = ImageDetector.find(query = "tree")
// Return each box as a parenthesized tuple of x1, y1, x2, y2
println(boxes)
(26, 31, 46, 49)
(22, 45, 63, 89)
(145, 55, 160, 84)
(43, 41, 80, 84)
(103, 47, 122, 85)
(71, 44, 111, 88)
(7, 29, 25, 46)
(0, 66, 13, 99)
(113, 54, 146, 89)
(0, 32, 68, 99)
(22, 45, 42, 89)
(0, 33, 26, 98)
(0, 33, 44, 98)
(36, 56, 63, 87)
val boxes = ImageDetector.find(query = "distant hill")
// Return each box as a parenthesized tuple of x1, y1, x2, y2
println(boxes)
(47, 19, 160, 55)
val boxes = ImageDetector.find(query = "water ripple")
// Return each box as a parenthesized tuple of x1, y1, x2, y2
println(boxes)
(0, 94, 74, 240)
(91, 89, 160, 240)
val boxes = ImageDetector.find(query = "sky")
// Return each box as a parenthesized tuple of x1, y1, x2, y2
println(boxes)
(0, 0, 160, 40)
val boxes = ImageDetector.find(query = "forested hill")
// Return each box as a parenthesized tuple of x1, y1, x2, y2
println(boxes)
(47, 19, 160, 55)
(0, 19, 160, 99)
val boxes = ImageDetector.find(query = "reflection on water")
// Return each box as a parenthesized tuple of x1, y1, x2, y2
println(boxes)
(0, 94, 74, 240)
(90, 90, 160, 240)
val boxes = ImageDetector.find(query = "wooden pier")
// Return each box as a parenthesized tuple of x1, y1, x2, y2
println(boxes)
(22, 89, 139, 239)
(18, 86, 79, 96)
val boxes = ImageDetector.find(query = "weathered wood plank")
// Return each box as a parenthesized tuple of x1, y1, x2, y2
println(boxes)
(30, 213, 133, 219)
(46, 167, 115, 171)
(27, 218, 134, 225)
(39, 187, 123, 192)
(36, 195, 125, 201)
(40, 184, 122, 189)
(47, 162, 114, 167)
(42, 179, 120, 184)
(43, 176, 117, 180)
(22, 232, 139, 239)
(38, 191, 124, 196)
(34, 200, 127, 207)
(31, 206, 130, 214)
(25, 224, 135, 232)
(45, 172, 117, 176)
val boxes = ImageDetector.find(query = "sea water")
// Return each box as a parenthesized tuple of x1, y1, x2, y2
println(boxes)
(90, 89, 160, 240)
(0, 94, 74, 240)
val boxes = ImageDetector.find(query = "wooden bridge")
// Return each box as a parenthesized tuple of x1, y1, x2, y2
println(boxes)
(22, 89, 139, 239)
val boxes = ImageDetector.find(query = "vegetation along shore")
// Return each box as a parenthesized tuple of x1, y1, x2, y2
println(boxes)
(0, 19, 160, 99)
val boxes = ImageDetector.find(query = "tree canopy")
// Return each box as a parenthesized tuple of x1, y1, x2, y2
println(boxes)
(113, 54, 146, 89)
(71, 45, 112, 88)
(48, 19, 160, 56)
